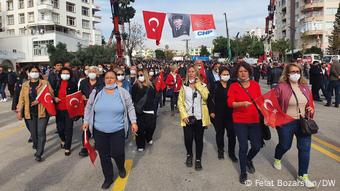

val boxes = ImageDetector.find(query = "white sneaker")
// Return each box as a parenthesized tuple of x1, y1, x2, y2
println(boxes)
(137, 148, 144, 152)
(297, 174, 316, 188)
(148, 140, 153, 145)
(0, 99, 3, 102)
(273, 159, 282, 170)
(2, 98, 7, 102)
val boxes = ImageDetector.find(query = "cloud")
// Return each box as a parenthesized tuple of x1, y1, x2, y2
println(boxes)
(96, 0, 267, 50)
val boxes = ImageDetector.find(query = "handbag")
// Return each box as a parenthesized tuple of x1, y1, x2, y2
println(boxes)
(290, 85, 319, 136)
(166, 87, 174, 97)
(135, 87, 149, 114)
(238, 82, 271, 141)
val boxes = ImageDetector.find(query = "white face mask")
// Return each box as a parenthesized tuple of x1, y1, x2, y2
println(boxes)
(198, 66, 202, 70)
(98, 67, 103, 72)
(88, 72, 96, 80)
(189, 79, 196, 84)
(117, 75, 125, 81)
(289, 73, 300, 82)
(84, 70, 89, 76)
(221, 75, 230, 82)
(138, 76, 145, 82)
(149, 72, 154, 76)
(61, 74, 70, 81)
(29, 72, 39, 79)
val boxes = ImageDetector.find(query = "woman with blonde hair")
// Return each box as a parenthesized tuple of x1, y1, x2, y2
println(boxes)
(131, 69, 156, 151)
(273, 63, 316, 188)
(178, 65, 210, 171)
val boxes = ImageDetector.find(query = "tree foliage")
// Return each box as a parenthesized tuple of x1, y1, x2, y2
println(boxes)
(305, 46, 323, 55)
(200, 45, 210, 56)
(47, 42, 74, 65)
(271, 38, 291, 61)
(125, 22, 145, 59)
(328, 3, 340, 55)
(155, 49, 165, 59)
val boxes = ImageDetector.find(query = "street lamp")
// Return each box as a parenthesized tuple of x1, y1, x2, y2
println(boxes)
(224, 13, 232, 60)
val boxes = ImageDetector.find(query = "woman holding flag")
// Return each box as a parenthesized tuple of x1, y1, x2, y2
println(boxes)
(166, 64, 182, 116)
(83, 70, 138, 189)
(273, 63, 316, 188)
(17, 65, 54, 162)
(54, 67, 78, 156)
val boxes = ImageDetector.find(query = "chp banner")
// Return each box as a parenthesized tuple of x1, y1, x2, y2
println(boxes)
(143, 11, 166, 45)
(191, 14, 216, 39)
(36, 85, 56, 116)
(168, 13, 191, 38)
(255, 89, 295, 127)
(65, 91, 85, 118)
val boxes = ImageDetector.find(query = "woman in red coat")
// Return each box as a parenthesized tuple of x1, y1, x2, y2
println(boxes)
(165, 64, 182, 115)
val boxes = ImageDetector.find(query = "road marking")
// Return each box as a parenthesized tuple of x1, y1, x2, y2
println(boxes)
(312, 136, 340, 153)
(112, 159, 133, 191)
(311, 143, 340, 162)
(0, 125, 25, 139)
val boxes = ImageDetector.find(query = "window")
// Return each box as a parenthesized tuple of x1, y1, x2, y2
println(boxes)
(82, 0, 88, 3)
(7, 0, 13, 10)
(28, 12, 34, 23)
(82, 19, 90, 29)
(82, 7, 89, 16)
(67, 16, 75, 26)
(19, 28, 26, 35)
(52, 0, 59, 8)
(33, 40, 54, 56)
(28, 0, 33, 8)
(325, 8, 337, 16)
(83, 32, 90, 41)
(19, 0, 24, 9)
(52, 12, 59, 23)
(325, 21, 334, 29)
(7, 29, 15, 35)
(19, 13, 25, 24)
(7, 15, 14, 25)
(66, 2, 75, 12)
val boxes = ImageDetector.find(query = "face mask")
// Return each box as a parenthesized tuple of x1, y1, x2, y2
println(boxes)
(105, 84, 116, 90)
(88, 73, 96, 80)
(221, 75, 230, 82)
(61, 74, 70, 81)
(189, 79, 196, 84)
(138, 76, 145, 82)
(117, 75, 125, 81)
(155, 70, 159, 74)
(130, 70, 136, 75)
(289, 73, 300, 82)
(214, 68, 219, 73)
(8, 69, 12, 72)
(238, 77, 250, 83)
(198, 66, 202, 70)
(84, 70, 89, 76)
(98, 67, 103, 72)
(29, 72, 39, 79)
(149, 72, 154, 76)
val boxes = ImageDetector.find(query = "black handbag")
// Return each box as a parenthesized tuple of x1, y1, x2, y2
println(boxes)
(290, 85, 319, 136)
(238, 82, 271, 141)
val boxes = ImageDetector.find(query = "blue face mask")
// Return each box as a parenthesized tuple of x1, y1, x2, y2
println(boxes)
(105, 83, 117, 90)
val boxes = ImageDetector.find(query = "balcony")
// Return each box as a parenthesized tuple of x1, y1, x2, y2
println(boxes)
(92, 4, 100, 11)
(304, 29, 323, 36)
(93, 15, 101, 23)
(302, 0, 324, 12)
(37, 1, 54, 11)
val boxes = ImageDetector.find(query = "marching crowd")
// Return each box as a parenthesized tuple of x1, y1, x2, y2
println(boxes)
(0, 57, 339, 189)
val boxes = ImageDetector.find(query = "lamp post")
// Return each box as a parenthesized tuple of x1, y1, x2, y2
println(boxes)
(224, 13, 232, 60)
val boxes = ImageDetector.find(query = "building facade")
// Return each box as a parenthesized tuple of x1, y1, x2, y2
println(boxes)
(274, 0, 339, 53)
(0, 0, 102, 67)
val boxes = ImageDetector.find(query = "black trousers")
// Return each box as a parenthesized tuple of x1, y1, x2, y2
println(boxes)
(213, 117, 236, 155)
(136, 113, 156, 149)
(94, 128, 125, 181)
(183, 120, 205, 160)
(8, 84, 15, 97)
(311, 82, 321, 100)
(56, 110, 74, 150)
(170, 92, 179, 111)
(27, 116, 48, 157)
(162, 89, 167, 106)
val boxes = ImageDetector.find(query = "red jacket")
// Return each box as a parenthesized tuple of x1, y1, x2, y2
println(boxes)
(166, 73, 182, 92)
(154, 72, 166, 92)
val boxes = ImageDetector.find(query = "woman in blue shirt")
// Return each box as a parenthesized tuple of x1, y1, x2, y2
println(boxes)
(83, 70, 138, 189)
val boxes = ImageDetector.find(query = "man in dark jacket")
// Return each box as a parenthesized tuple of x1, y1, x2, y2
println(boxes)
(309, 62, 323, 101)
(0, 66, 8, 102)
(48, 62, 62, 90)
(7, 68, 17, 97)
(326, 58, 340, 107)
(268, 62, 283, 89)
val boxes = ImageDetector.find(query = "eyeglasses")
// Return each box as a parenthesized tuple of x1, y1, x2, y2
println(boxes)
(117, 73, 124, 76)
(138, 74, 144, 77)
(289, 70, 300, 74)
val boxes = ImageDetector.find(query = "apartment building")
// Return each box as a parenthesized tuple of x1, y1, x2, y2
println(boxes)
(274, 0, 339, 53)
(0, 0, 102, 67)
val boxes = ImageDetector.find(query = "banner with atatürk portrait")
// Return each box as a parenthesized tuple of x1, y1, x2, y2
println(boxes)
(167, 13, 191, 38)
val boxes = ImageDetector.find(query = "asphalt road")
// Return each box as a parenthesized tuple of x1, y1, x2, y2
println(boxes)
(0, 79, 339, 191)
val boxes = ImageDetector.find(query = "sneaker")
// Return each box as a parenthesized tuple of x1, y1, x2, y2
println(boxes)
(148, 140, 153, 145)
(101, 179, 113, 189)
(195, 160, 202, 171)
(273, 159, 282, 170)
(218, 151, 224, 160)
(228, 153, 238, 163)
(297, 174, 316, 188)
(35, 156, 43, 162)
(118, 168, 127, 178)
(137, 148, 144, 152)
(2, 98, 7, 102)
(246, 160, 255, 174)
(239, 173, 248, 184)
(185, 155, 193, 167)
(79, 148, 88, 157)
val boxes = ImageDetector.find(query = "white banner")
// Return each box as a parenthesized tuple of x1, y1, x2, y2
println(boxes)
(193, 29, 216, 39)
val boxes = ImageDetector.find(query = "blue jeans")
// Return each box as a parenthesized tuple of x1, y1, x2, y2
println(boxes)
(326, 80, 340, 105)
(275, 120, 311, 176)
(234, 123, 262, 174)
(0, 83, 6, 99)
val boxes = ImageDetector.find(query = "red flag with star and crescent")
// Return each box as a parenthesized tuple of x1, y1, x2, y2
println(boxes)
(65, 91, 84, 118)
(36, 85, 56, 116)
(84, 130, 97, 165)
(143, 11, 166, 45)
(255, 89, 295, 127)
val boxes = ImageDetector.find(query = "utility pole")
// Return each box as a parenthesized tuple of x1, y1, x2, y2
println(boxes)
(182, 39, 190, 57)
(224, 12, 232, 60)
(236, 32, 240, 58)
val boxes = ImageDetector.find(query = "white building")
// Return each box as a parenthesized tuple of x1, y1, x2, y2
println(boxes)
(132, 48, 155, 59)
(245, 27, 266, 39)
(0, 0, 102, 68)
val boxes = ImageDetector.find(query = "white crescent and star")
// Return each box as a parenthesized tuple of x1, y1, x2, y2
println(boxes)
(148, 17, 159, 32)
(263, 99, 278, 113)
(44, 93, 53, 103)
(69, 98, 80, 108)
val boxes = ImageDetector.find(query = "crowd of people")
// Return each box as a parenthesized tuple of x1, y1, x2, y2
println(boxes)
(0, 56, 339, 189)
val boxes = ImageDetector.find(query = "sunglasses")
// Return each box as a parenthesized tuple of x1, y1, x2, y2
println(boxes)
(138, 74, 144, 77)
(117, 73, 124, 76)
(289, 71, 300, 74)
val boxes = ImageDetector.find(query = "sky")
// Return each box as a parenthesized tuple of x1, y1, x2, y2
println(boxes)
(96, 0, 268, 51)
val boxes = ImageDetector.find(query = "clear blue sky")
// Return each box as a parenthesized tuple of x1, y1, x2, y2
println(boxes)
(96, 0, 268, 50)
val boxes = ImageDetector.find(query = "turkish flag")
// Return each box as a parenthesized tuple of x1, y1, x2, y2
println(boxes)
(84, 130, 97, 165)
(36, 85, 56, 116)
(143, 11, 166, 45)
(65, 91, 84, 118)
(199, 64, 208, 84)
(155, 71, 166, 92)
(255, 89, 295, 127)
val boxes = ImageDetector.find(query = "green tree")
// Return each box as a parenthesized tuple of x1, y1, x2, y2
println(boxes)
(200, 45, 210, 56)
(77, 45, 116, 66)
(271, 38, 291, 61)
(305, 46, 323, 55)
(328, 3, 340, 54)
(47, 42, 74, 65)
(213, 36, 228, 58)
(155, 49, 165, 59)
